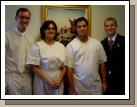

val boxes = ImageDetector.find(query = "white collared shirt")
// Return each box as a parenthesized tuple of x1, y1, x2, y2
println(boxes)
(108, 33, 117, 43)
(15, 27, 25, 37)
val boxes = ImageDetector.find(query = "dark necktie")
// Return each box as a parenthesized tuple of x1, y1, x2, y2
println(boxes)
(109, 39, 113, 51)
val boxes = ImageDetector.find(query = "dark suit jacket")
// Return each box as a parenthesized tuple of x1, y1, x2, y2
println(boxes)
(101, 34, 125, 80)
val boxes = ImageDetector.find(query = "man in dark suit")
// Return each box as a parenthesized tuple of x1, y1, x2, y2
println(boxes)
(101, 17, 125, 95)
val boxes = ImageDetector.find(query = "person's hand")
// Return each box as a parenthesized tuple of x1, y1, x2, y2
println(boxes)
(70, 89, 78, 95)
(47, 80, 59, 89)
(5, 87, 8, 95)
(54, 80, 61, 88)
(101, 83, 108, 92)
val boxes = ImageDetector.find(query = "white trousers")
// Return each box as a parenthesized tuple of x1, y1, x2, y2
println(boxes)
(6, 72, 33, 95)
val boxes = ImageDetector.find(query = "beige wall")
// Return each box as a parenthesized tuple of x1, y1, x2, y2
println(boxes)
(5, 5, 125, 42)
(91, 5, 125, 41)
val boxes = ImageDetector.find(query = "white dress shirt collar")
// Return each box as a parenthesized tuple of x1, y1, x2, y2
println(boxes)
(108, 33, 117, 43)
(15, 27, 26, 36)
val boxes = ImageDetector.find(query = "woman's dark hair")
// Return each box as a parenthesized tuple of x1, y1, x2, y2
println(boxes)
(16, 7, 31, 17)
(40, 20, 58, 40)
(74, 17, 88, 27)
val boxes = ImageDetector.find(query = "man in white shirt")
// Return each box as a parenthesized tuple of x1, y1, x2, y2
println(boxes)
(5, 8, 34, 95)
(66, 17, 108, 95)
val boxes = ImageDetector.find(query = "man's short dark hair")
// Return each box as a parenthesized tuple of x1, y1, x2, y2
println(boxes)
(16, 8, 31, 17)
(74, 17, 88, 27)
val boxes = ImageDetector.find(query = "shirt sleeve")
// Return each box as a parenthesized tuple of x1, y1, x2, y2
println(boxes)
(99, 42, 107, 64)
(25, 44, 40, 66)
(66, 44, 74, 68)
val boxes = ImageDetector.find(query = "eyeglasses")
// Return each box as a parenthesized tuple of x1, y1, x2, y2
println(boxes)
(18, 16, 30, 20)
(46, 27, 56, 31)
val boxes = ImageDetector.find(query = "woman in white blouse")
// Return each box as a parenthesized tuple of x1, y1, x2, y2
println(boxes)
(26, 20, 66, 95)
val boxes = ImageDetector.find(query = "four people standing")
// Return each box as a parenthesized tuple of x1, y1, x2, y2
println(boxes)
(5, 7, 125, 95)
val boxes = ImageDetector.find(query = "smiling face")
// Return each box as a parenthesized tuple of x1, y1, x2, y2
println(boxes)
(44, 23, 56, 40)
(15, 11, 30, 32)
(104, 19, 118, 38)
